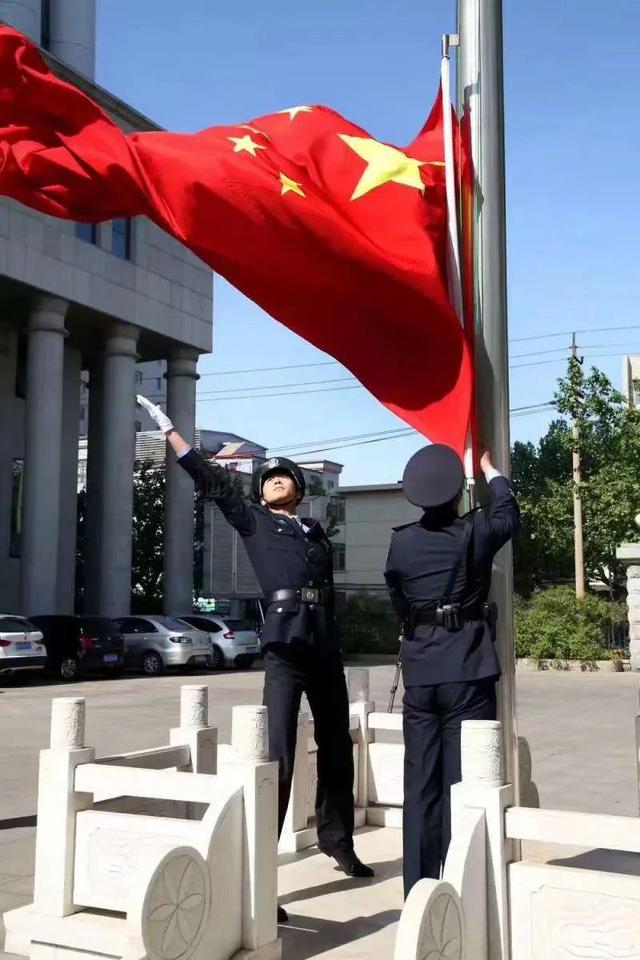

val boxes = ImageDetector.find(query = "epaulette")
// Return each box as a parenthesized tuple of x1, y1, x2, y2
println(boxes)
(391, 520, 421, 533)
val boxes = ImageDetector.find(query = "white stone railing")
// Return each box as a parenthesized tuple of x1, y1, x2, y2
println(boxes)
(4, 687, 281, 960)
(394, 718, 640, 960)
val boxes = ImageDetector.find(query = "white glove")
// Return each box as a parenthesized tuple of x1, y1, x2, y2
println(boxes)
(136, 395, 174, 434)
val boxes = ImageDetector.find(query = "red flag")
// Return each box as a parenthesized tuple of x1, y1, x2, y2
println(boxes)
(0, 27, 472, 454)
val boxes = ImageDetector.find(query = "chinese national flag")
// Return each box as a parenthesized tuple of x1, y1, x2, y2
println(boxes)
(0, 26, 471, 454)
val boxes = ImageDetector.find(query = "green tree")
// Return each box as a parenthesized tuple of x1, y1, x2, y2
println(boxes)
(131, 459, 166, 612)
(512, 359, 640, 596)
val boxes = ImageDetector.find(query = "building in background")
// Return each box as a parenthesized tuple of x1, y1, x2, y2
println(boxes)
(333, 483, 419, 594)
(622, 355, 640, 407)
(80, 359, 168, 436)
(0, 0, 213, 617)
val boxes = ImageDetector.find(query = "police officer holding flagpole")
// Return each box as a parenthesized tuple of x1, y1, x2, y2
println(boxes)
(384, 443, 520, 895)
(137, 395, 374, 923)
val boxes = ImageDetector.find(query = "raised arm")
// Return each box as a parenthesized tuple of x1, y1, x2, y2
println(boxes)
(476, 450, 521, 554)
(136, 395, 255, 535)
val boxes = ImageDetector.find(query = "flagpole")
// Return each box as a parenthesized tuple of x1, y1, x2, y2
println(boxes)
(456, 0, 519, 799)
(440, 36, 475, 495)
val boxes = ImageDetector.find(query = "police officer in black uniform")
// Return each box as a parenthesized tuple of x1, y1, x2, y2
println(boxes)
(384, 443, 520, 896)
(137, 396, 373, 923)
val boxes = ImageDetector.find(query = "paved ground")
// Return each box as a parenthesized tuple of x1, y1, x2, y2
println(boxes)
(1, 665, 639, 957)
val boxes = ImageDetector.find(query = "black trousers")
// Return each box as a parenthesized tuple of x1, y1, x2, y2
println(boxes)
(402, 677, 497, 896)
(263, 644, 355, 856)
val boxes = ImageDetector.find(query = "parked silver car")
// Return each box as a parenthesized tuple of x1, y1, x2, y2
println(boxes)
(113, 616, 212, 676)
(0, 615, 47, 677)
(179, 615, 261, 670)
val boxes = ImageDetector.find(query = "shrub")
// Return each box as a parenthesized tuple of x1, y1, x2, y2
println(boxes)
(336, 591, 401, 656)
(515, 586, 610, 663)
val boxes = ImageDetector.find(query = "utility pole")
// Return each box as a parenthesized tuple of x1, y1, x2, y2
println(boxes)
(456, 0, 518, 797)
(571, 333, 585, 597)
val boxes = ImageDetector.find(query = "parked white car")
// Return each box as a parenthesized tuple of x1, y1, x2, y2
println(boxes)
(113, 616, 213, 676)
(179, 615, 261, 670)
(0, 615, 47, 677)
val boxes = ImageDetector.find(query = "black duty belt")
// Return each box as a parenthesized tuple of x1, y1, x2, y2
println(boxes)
(267, 587, 326, 606)
(411, 601, 497, 631)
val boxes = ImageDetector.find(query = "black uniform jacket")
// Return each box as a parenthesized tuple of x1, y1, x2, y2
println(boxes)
(178, 448, 338, 653)
(384, 476, 521, 686)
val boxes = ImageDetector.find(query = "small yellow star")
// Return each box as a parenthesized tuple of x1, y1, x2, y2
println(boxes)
(339, 135, 432, 201)
(227, 134, 266, 157)
(240, 124, 271, 140)
(277, 105, 312, 121)
(279, 172, 305, 198)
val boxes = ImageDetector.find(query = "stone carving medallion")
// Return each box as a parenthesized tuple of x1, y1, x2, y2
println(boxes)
(142, 849, 210, 960)
(418, 890, 463, 960)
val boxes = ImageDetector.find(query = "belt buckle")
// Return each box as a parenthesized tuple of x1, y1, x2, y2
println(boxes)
(301, 587, 319, 603)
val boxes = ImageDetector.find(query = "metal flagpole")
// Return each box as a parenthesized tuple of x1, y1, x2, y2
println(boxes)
(456, 0, 519, 795)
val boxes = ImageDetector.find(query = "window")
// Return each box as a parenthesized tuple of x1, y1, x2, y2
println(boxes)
(327, 496, 346, 523)
(156, 378, 162, 390)
(0, 616, 30, 634)
(134, 420, 142, 432)
(117, 618, 156, 633)
(75, 222, 98, 245)
(112, 218, 132, 260)
(41, 0, 51, 48)
(135, 371, 143, 385)
(157, 616, 194, 631)
(333, 543, 346, 571)
(9, 459, 24, 558)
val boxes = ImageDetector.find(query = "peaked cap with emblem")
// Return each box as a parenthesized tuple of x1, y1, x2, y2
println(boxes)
(402, 444, 464, 508)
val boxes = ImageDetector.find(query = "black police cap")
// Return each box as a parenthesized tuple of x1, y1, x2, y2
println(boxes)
(252, 457, 306, 502)
(402, 444, 464, 508)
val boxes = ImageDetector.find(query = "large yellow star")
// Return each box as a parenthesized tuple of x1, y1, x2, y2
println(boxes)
(339, 135, 434, 201)
(277, 105, 312, 121)
(227, 134, 266, 157)
(279, 172, 305, 198)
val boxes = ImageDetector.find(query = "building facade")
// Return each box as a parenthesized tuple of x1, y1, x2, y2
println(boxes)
(0, 0, 213, 617)
(333, 483, 420, 593)
(80, 359, 168, 437)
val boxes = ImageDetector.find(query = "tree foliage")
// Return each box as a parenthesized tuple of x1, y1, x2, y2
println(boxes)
(515, 586, 612, 663)
(512, 360, 640, 596)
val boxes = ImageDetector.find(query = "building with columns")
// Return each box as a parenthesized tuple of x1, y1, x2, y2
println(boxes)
(0, 0, 213, 617)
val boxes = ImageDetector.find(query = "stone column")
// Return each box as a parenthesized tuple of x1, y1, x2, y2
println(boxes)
(20, 297, 68, 615)
(616, 543, 640, 670)
(97, 323, 138, 617)
(57, 344, 82, 613)
(84, 363, 103, 613)
(164, 347, 199, 615)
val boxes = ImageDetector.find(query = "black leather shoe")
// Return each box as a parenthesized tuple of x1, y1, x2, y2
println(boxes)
(277, 905, 289, 924)
(320, 847, 375, 878)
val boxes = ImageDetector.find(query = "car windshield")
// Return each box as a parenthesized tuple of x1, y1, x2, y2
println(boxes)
(224, 619, 255, 631)
(155, 617, 195, 631)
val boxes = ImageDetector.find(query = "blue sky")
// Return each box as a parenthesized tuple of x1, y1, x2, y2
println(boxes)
(96, 0, 640, 484)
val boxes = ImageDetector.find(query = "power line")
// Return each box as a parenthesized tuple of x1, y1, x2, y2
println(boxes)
(138, 325, 640, 384)
(510, 324, 640, 343)
(197, 384, 362, 402)
(267, 402, 555, 458)
(268, 426, 413, 454)
(198, 375, 355, 397)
